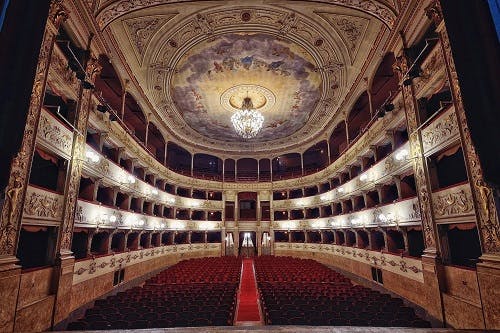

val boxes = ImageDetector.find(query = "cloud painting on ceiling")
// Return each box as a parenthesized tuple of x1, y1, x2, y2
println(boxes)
(171, 33, 321, 142)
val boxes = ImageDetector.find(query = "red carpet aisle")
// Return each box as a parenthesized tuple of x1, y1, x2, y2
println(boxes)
(235, 258, 262, 324)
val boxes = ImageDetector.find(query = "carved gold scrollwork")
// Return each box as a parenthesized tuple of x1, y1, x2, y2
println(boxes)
(434, 1, 500, 253)
(0, 0, 68, 255)
(433, 187, 474, 218)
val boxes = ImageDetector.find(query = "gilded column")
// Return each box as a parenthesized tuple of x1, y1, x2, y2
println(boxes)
(0, 1, 67, 331)
(396, 33, 444, 324)
(52, 54, 101, 326)
(426, 2, 500, 329)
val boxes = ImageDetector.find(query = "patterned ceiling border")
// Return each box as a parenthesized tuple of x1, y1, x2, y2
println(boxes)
(96, 0, 397, 30)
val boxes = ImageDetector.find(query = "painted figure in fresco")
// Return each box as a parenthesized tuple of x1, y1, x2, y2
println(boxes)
(240, 56, 254, 70)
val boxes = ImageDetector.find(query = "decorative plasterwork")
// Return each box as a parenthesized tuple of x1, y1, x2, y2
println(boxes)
(37, 109, 73, 158)
(22, 186, 64, 223)
(100, 0, 389, 156)
(122, 14, 177, 64)
(146, 6, 345, 152)
(432, 183, 475, 221)
(170, 32, 321, 142)
(316, 12, 370, 61)
(273, 196, 420, 230)
(96, 0, 396, 30)
(421, 106, 459, 153)
(75, 199, 222, 231)
(73, 243, 221, 284)
(274, 242, 424, 282)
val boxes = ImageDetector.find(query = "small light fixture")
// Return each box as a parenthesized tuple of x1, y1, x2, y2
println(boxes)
(85, 150, 100, 163)
(109, 215, 117, 223)
(127, 175, 136, 184)
(395, 149, 409, 161)
(359, 174, 368, 181)
(151, 189, 159, 195)
(338, 187, 344, 193)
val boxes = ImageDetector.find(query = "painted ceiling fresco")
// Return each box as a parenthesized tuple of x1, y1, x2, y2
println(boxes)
(171, 33, 322, 142)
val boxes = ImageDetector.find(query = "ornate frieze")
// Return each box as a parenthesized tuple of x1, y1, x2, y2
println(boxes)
(0, 0, 68, 256)
(273, 142, 411, 210)
(73, 243, 221, 284)
(96, 0, 396, 30)
(274, 242, 424, 282)
(37, 109, 73, 158)
(433, 2, 500, 253)
(432, 183, 474, 220)
(273, 197, 420, 230)
(421, 106, 459, 153)
(82, 146, 223, 210)
(22, 186, 64, 223)
(75, 199, 222, 231)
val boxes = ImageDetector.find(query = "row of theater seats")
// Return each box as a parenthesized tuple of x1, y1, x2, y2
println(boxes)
(255, 256, 431, 328)
(66, 257, 242, 330)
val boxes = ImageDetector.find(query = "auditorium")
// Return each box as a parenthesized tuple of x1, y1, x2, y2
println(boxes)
(0, 0, 499, 331)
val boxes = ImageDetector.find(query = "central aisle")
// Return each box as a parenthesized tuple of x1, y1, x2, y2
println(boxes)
(235, 258, 262, 325)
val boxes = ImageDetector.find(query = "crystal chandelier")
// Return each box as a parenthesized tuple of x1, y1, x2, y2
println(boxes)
(230, 97, 264, 139)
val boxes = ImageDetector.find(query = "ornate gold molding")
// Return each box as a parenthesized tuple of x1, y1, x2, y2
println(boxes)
(396, 51, 438, 254)
(0, 0, 67, 256)
(432, 1, 500, 254)
(59, 57, 102, 253)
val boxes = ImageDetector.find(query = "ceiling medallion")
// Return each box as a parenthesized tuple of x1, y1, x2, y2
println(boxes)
(220, 84, 275, 113)
(231, 97, 264, 139)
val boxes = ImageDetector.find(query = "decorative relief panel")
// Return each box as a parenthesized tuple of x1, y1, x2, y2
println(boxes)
(432, 183, 475, 221)
(96, 0, 396, 30)
(273, 197, 420, 230)
(76, 199, 222, 231)
(421, 106, 459, 153)
(73, 243, 221, 285)
(273, 141, 410, 210)
(37, 109, 73, 158)
(22, 186, 64, 223)
(83, 145, 223, 210)
(315, 13, 370, 61)
(274, 242, 424, 282)
(123, 14, 177, 63)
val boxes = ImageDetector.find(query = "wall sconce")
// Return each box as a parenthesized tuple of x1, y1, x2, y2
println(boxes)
(151, 189, 159, 195)
(359, 173, 368, 181)
(167, 197, 175, 204)
(85, 150, 100, 163)
(337, 187, 345, 194)
(395, 149, 409, 161)
(378, 212, 395, 224)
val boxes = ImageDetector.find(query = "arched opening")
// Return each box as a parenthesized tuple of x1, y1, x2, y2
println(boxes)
(166, 142, 192, 175)
(347, 91, 371, 143)
(193, 153, 223, 180)
(147, 122, 166, 164)
(272, 153, 302, 180)
(237, 158, 258, 181)
(303, 141, 329, 174)
(329, 121, 348, 163)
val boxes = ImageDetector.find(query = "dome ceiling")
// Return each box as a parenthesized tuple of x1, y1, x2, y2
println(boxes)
(171, 33, 321, 142)
(101, 0, 394, 157)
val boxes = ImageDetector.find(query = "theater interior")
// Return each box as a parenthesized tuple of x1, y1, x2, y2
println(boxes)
(0, 0, 499, 331)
